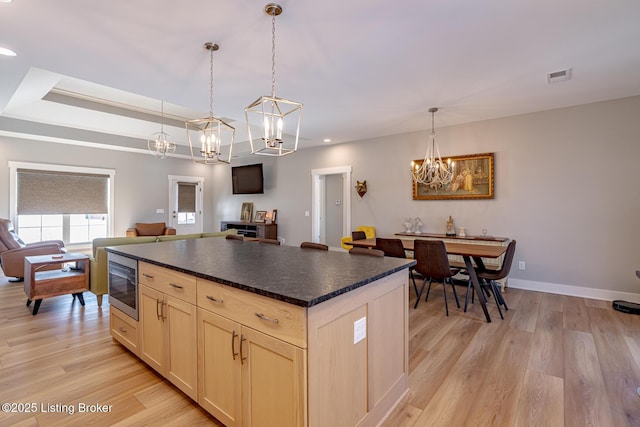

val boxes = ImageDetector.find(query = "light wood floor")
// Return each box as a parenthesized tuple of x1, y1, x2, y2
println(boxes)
(1, 274, 639, 426)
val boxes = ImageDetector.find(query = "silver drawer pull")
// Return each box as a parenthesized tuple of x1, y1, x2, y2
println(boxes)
(255, 313, 279, 324)
(206, 295, 223, 304)
(169, 282, 183, 289)
(142, 273, 154, 279)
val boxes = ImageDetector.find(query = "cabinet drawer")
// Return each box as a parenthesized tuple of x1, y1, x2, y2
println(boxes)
(197, 278, 306, 348)
(110, 306, 139, 354)
(139, 262, 196, 304)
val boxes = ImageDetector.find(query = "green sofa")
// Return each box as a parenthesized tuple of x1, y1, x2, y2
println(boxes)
(90, 229, 238, 306)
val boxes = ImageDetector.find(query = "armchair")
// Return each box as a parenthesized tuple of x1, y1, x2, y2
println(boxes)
(126, 222, 176, 237)
(0, 219, 65, 281)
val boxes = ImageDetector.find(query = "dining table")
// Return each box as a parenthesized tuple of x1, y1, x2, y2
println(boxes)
(348, 238, 508, 322)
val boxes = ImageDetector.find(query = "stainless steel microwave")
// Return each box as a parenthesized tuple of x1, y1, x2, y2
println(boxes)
(108, 252, 138, 321)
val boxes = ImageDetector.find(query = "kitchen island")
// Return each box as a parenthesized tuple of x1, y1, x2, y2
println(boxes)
(107, 237, 415, 427)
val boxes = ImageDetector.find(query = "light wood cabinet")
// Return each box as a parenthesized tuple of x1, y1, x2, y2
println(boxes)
(110, 306, 139, 355)
(197, 281, 306, 427)
(111, 256, 409, 427)
(139, 264, 198, 400)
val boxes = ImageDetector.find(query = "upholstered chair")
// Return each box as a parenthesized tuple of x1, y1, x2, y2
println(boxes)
(126, 222, 176, 237)
(0, 218, 65, 281)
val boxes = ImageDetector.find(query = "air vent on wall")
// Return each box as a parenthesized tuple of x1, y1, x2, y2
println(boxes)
(547, 68, 572, 84)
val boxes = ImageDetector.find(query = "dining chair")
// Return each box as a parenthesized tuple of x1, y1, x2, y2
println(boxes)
(348, 247, 384, 257)
(259, 238, 281, 245)
(300, 242, 329, 251)
(413, 240, 460, 314)
(376, 237, 419, 299)
(226, 234, 244, 242)
(465, 240, 516, 320)
(351, 231, 367, 241)
(355, 225, 376, 239)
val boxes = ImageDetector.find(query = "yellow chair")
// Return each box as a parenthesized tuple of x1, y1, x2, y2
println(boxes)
(356, 226, 376, 239)
(341, 236, 353, 250)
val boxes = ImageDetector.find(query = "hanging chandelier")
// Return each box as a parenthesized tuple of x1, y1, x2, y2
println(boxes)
(147, 100, 176, 159)
(185, 42, 235, 165)
(411, 107, 454, 189)
(245, 3, 302, 157)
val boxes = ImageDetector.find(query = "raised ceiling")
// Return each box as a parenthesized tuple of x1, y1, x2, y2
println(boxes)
(1, 0, 639, 157)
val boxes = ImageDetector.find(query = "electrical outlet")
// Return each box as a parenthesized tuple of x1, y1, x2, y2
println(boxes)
(279, 237, 285, 245)
(518, 261, 526, 271)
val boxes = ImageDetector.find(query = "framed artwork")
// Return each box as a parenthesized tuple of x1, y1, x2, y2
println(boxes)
(271, 209, 278, 223)
(254, 210, 267, 223)
(240, 202, 254, 222)
(412, 152, 495, 200)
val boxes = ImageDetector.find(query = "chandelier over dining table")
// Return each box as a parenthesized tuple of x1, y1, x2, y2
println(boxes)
(411, 107, 454, 189)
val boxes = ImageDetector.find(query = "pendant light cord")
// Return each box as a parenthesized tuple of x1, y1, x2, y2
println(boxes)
(160, 101, 164, 133)
(209, 45, 214, 119)
(271, 10, 276, 98)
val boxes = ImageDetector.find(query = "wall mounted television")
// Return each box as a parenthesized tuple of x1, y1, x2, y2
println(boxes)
(231, 163, 264, 194)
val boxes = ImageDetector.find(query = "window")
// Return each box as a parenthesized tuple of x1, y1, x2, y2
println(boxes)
(177, 182, 197, 225)
(9, 162, 115, 246)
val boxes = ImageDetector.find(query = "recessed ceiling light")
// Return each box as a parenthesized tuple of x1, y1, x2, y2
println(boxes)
(0, 47, 16, 56)
(323, 138, 331, 143)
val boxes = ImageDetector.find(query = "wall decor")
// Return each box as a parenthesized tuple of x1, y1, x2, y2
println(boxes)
(240, 202, 254, 222)
(254, 210, 267, 223)
(355, 180, 367, 197)
(271, 209, 278, 223)
(412, 152, 494, 200)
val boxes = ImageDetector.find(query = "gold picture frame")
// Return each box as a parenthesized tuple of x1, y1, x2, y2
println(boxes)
(412, 152, 495, 200)
(240, 202, 254, 222)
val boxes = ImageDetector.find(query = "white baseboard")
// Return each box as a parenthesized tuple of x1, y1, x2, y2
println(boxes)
(507, 278, 640, 304)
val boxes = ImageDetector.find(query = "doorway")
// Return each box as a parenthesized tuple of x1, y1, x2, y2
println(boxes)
(168, 175, 204, 235)
(311, 166, 352, 250)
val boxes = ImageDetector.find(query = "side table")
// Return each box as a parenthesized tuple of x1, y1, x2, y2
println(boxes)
(24, 253, 90, 315)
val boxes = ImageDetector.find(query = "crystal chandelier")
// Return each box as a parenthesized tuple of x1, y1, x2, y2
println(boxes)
(185, 42, 235, 165)
(411, 107, 454, 189)
(147, 101, 176, 159)
(245, 3, 302, 157)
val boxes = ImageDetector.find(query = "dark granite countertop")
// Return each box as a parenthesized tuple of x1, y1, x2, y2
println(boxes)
(106, 238, 415, 307)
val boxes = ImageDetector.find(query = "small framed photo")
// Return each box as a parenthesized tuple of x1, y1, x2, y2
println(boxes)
(254, 210, 267, 223)
(271, 209, 278, 224)
(240, 202, 253, 222)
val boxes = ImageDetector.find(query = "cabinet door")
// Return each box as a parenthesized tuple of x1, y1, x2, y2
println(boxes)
(139, 284, 165, 373)
(166, 295, 198, 400)
(198, 308, 242, 427)
(241, 327, 306, 427)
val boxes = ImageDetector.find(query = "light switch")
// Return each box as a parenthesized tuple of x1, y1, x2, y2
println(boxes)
(156, 209, 165, 214)
(354, 317, 366, 344)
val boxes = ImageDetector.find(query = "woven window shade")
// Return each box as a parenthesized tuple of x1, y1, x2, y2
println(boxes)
(177, 182, 197, 213)
(17, 169, 109, 214)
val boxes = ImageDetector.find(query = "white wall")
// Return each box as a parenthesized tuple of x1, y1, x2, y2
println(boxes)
(211, 95, 640, 297)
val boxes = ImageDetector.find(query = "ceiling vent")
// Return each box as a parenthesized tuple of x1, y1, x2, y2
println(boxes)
(547, 68, 572, 84)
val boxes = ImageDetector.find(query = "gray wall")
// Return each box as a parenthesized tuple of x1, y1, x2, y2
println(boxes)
(211, 95, 640, 296)
(0, 138, 214, 236)
(2, 95, 639, 297)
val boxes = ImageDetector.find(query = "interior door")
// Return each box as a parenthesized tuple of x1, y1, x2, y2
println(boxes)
(168, 175, 204, 235)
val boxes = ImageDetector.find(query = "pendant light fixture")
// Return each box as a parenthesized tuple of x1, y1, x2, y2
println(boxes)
(147, 101, 176, 159)
(185, 42, 235, 165)
(245, 3, 302, 157)
(411, 107, 454, 189)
